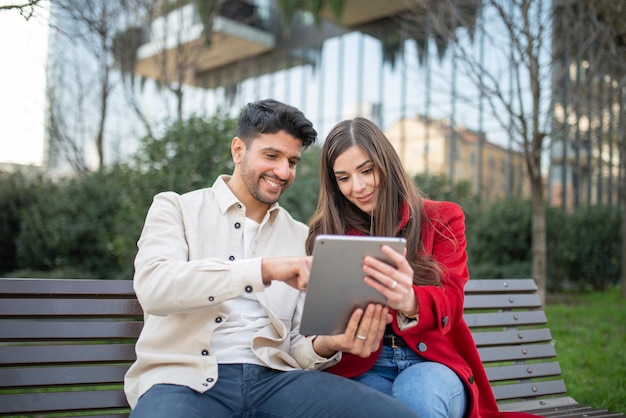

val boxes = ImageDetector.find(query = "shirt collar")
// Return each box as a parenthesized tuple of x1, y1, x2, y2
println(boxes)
(212, 175, 280, 218)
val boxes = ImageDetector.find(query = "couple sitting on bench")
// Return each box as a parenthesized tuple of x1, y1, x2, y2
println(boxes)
(125, 99, 535, 418)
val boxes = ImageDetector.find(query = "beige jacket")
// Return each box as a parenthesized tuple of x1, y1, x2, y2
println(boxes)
(124, 176, 340, 408)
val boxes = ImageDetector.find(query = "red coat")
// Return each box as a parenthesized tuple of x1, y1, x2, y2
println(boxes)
(325, 200, 537, 418)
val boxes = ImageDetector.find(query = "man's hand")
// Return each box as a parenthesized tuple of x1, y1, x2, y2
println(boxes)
(261, 256, 312, 291)
(312, 303, 390, 358)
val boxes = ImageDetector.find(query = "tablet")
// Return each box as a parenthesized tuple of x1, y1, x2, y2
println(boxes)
(299, 234, 407, 336)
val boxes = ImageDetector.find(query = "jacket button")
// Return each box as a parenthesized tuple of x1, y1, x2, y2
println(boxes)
(215, 317, 222, 323)
(202, 382, 208, 387)
(237, 204, 242, 209)
(468, 375, 474, 384)
(201, 349, 209, 356)
(245, 285, 253, 293)
(208, 296, 215, 302)
(442, 316, 449, 327)
(206, 377, 214, 383)
(229, 255, 235, 261)
(234, 222, 241, 229)
(417, 342, 427, 352)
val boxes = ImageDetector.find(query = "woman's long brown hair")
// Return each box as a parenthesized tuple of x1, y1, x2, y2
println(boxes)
(306, 118, 443, 286)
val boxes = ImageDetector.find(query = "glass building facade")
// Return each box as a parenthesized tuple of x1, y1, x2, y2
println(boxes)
(45, 0, 625, 208)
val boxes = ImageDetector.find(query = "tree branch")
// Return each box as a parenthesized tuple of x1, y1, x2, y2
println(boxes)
(0, 0, 43, 20)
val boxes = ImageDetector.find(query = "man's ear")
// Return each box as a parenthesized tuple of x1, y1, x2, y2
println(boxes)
(231, 137, 245, 164)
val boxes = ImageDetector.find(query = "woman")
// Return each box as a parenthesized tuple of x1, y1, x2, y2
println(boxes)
(306, 118, 536, 418)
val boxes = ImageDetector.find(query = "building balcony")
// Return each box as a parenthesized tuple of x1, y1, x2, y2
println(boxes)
(319, 0, 413, 27)
(131, 0, 420, 87)
(133, 1, 276, 85)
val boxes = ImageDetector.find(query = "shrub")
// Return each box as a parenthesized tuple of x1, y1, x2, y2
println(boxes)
(561, 205, 621, 290)
(279, 145, 321, 223)
(15, 169, 128, 278)
(466, 198, 532, 269)
(467, 199, 622, 290)
(0, 170, 49, 275)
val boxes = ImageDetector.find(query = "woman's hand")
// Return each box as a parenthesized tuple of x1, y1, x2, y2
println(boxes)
(362, 245, 418, 317)
(312, 303, 390, 358)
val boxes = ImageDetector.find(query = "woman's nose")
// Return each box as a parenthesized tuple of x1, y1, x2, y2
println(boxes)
(353, 176, 367, 192)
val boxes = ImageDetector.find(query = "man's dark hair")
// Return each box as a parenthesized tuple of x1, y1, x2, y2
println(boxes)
(236, 99, 317, 149)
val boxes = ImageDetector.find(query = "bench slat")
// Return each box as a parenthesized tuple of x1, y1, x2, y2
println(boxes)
(491, 379, 568, 400)
(498, 396, 579, 412)
(0, 320, 143, 340)
(0, 364, 130, 388)
(465, 310, 547, 328)
(485, 361, 562, 381)
(464, 279, 537, 293)
(0, 344, 137, 365)
(0, 278, 135, 296)
(478, 344, 556, 363)
(0, 389, 129, 414)
(531, 405, 626, 417)
(471, 328, 553, 346)
(0, 298, 143, 316)
(464, 294, 542, 309)
(478, 343, 557, 362)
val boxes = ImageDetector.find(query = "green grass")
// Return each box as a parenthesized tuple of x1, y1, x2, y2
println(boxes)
(546, 286, 626, 413)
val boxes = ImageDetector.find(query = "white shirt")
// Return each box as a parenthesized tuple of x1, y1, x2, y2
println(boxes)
(212, 218, 269, 364)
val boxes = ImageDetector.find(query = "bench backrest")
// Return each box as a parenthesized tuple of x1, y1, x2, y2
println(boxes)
(464, 279, 571, 412)
(0, 278, 141, 417)
(0, 278, 568, 416)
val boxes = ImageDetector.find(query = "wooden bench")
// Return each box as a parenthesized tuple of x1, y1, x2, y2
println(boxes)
(0, 277, 623, 417)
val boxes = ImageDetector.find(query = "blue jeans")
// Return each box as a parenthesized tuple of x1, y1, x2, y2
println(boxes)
(130, 363, 419, 418)
(353, 345, 468, 418)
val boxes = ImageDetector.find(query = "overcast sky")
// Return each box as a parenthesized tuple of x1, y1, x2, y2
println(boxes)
(0, 2, 50, 165)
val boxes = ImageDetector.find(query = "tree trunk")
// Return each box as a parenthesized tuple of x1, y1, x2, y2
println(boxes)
(530, 173, 547, 306)
(618, 84, 626, 299)
(96, 63, 110, 171)
(620, 201, 626, 299)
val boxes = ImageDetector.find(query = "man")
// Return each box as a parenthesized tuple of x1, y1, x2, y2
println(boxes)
(125, 99, 418, 417)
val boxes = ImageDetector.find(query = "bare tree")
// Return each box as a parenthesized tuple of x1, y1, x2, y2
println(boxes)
(49, 0, 143, 173)
(0, 0, 42, 20)
(581, 2, 626, 298)
(46, 55, 90, 175)
(402, 0, 625, 302)
(401, 0, 554, 303)
(563, 1, 626, 298)
(114, 0, 225, 123)
(621, 76, 626, 298)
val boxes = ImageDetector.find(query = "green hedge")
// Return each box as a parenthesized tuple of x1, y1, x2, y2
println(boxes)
(0, 116, 622, 290)
(0, 113, 321, 279)
(465, 199, 622, 291)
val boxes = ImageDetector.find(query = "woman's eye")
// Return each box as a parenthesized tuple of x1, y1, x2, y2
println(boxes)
(336, 176, 349, 183)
